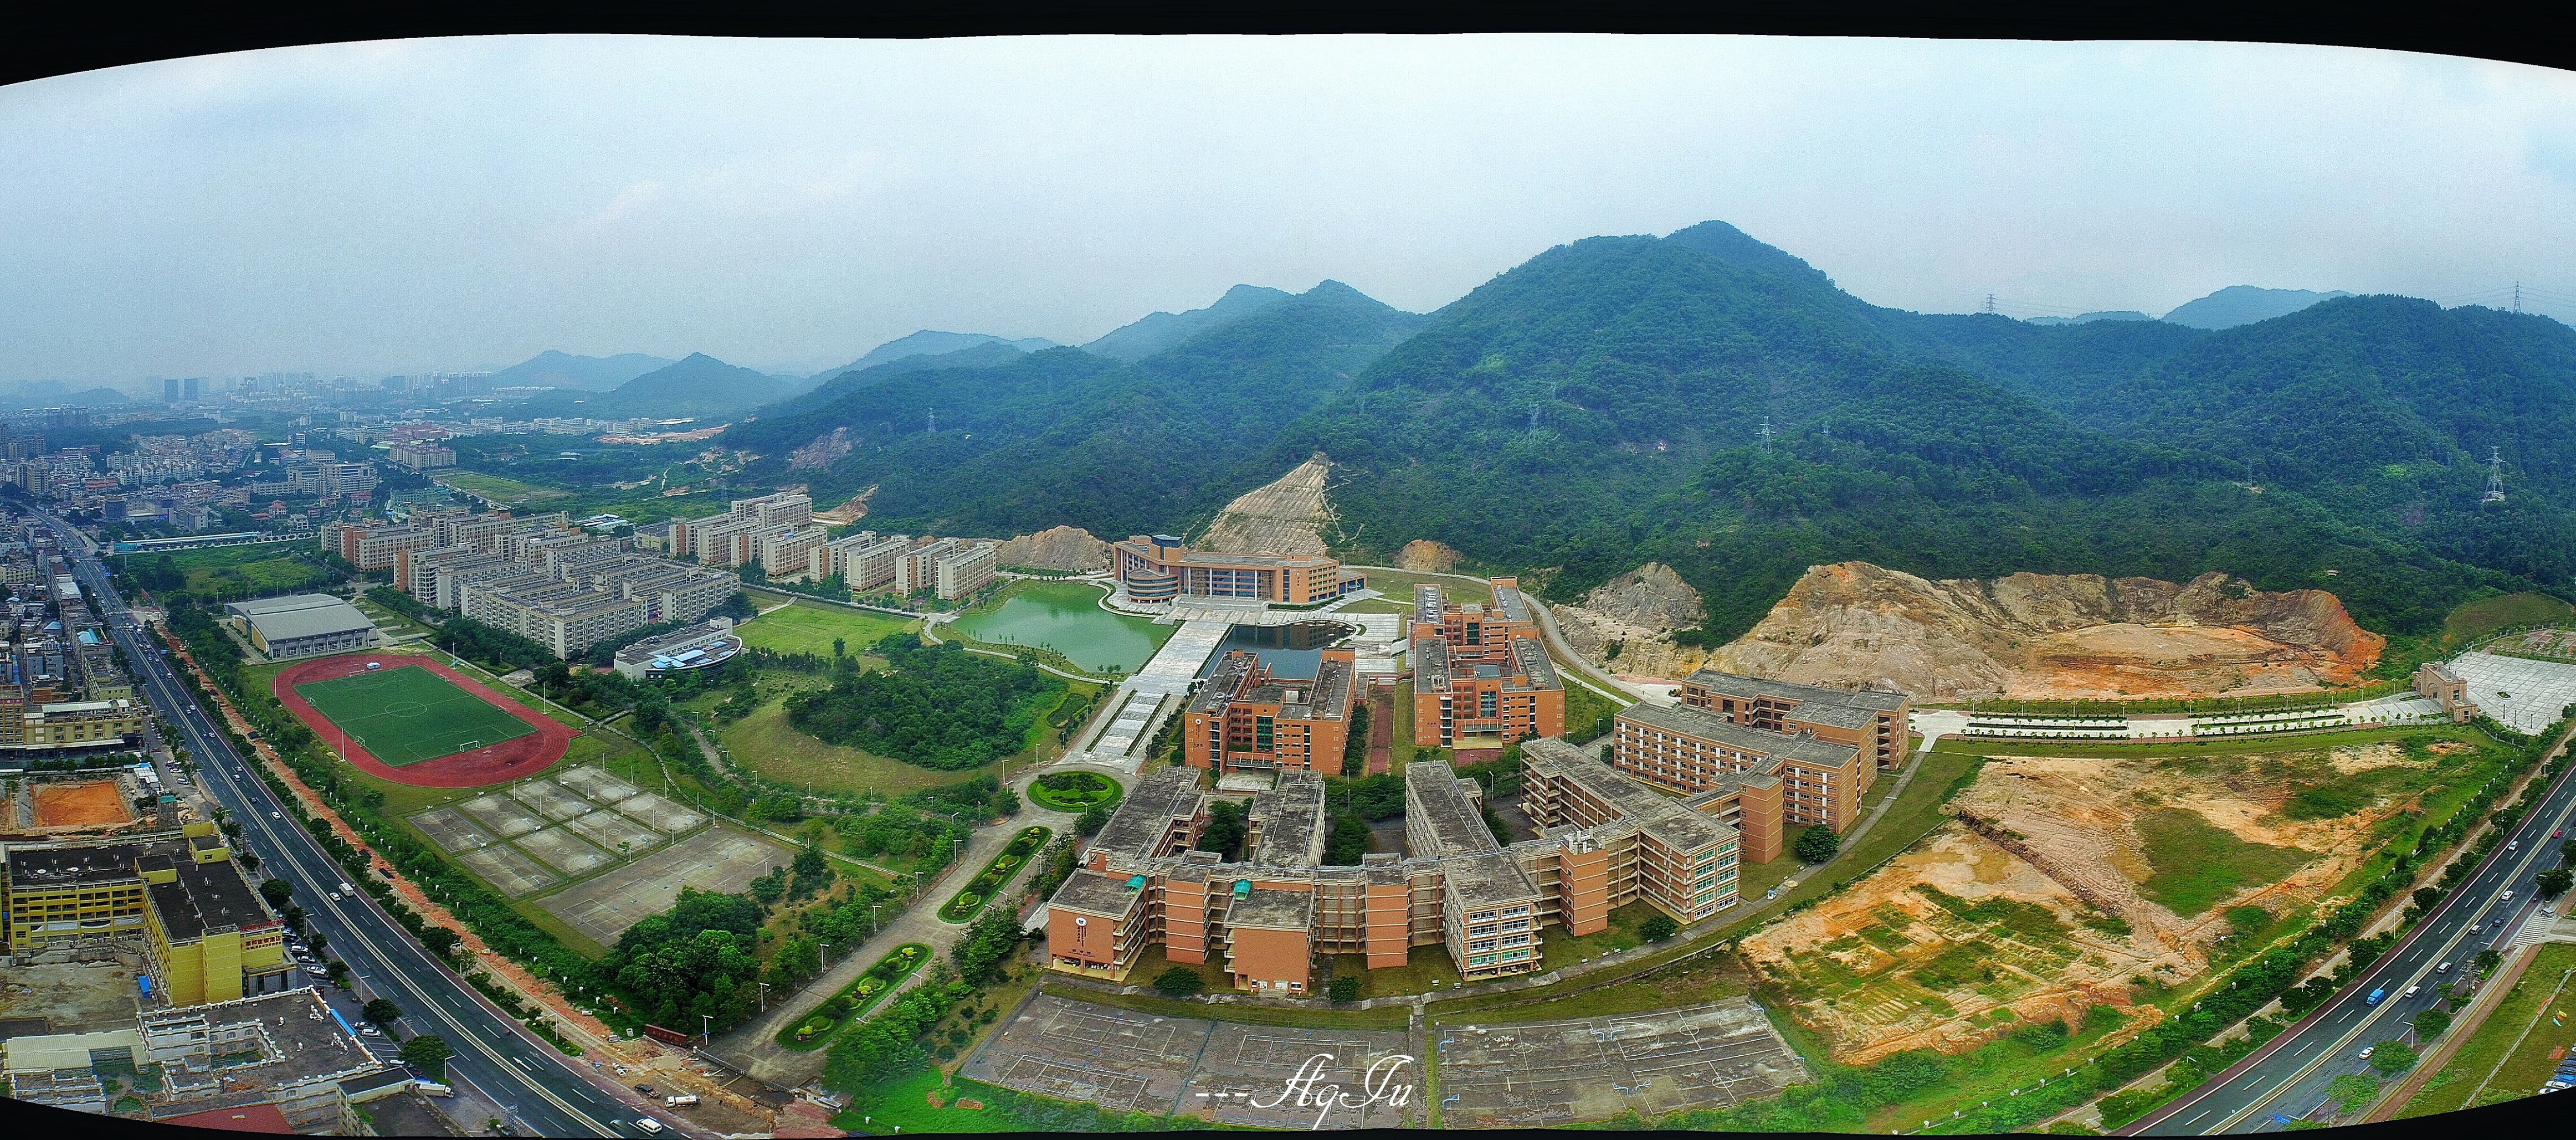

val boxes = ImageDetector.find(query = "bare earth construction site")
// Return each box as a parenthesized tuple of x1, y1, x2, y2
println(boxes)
(1742, 739, 2445, 1064)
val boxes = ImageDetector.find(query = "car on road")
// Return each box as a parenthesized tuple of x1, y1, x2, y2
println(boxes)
(2358, 1046, 2375, 1060)
(2505, 890, 2516, 903)
(271, 812, 281, 819)
(2404, 984, 2422, 998)
(328, 891, 342, 901)
(2438, 960, 2454, 973)
(634, 1085, 654, 1095)
(634, 1120, 664, 1136)
(360, 1025, 381, 1038)
(2470, 923, 2482, 935)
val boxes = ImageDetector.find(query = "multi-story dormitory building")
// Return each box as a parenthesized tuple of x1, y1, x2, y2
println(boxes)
(1409, 578, 1566, 749)
(1678, 667, 1912, 772)
(1186, 648, 1362, 777)
(381, 508, 740, 659)
(1044, 736, 1766, 993)
(661, 489, 817, 571)
(1609, 680, 1904, 835)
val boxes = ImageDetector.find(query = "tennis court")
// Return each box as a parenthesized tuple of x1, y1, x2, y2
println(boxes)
(291, 664, 537, 768)
(562, 809, 665, 858)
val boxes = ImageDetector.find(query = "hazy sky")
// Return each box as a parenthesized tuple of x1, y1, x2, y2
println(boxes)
(5, 35, 2575, 384)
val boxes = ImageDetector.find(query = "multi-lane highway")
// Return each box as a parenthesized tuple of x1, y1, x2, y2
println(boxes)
(38, 514, 667, 1138)
(2129, 721, 2576, 1134)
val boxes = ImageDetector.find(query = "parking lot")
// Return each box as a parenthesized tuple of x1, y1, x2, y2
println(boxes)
(1433, 998, 1808, 1128)
(2445, 651, 2576, 733)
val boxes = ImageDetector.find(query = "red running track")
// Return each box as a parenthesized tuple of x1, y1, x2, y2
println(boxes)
(270, 653, 576, 788)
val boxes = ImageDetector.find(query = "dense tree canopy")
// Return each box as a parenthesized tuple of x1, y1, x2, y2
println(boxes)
(785, 636, 1063, 770)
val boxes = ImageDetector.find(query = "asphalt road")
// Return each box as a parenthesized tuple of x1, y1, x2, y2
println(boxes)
(43, 516, 669, 1139)
(2127, 722, 2576, 1134)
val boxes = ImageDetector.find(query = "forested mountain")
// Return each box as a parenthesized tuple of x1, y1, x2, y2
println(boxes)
(486, 350, 675, 391)
(2162, 285, 2353, 330)
(512, 353, 805, 419)
(730, 280, 1426, 537)
(732, 220, 2569, 645)
(839, 330, 1058, 373)
(1080, 284, 1295, 361)
(2024, 310, 2152, 326)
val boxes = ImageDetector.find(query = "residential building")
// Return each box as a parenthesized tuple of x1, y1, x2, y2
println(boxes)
(1184, 648, 1359, 777)
(755, 526, 832, 578)
(1612, 699, 1867, 833)
(933, 542, 998, 600)
(1677, 667, 1912, 772)
(385, 441, 456, 470)
(1409, 582, 1564, 749)
(1110, 534, 1363, 605)
(894, 537, 958, 595)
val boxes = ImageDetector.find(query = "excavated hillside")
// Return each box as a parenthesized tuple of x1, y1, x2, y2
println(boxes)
(1700, 562, 2384, 701)
(1549, 563, 1713, 680)
(1197, 454, 1335, 556)
(993, 526, 1110, 572)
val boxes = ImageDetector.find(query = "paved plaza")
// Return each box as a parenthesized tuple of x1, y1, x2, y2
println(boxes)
(2445, 651, 2576, 733)
(1433, 998, 1808, 1128)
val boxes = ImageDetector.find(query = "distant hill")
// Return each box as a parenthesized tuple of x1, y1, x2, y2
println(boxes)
(511, 353, 802, 420)
(0, 379, 131, 409)
(486, 350, 676, 391)
(1080, 284, 1296, 362)
(2025, 310, 2154, 326)
(2162, 286, 2354, 330)
(841, 331, 1058, 374)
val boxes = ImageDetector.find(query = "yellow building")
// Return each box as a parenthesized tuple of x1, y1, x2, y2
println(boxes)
(16, 699, 149, 748)
(2, 825, 289, 1004)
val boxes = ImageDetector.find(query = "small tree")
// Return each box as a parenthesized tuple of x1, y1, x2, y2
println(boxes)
(2538, 867, 2573, 899)
(363, 998, 403, 1027)
(2366, 1040, 2417, 1076)
(2324, 1073, 2380, 1115)
(2412, 1008, 2451, 1040)
(1076, 803, 1111, 837)
(399, 1034, 453, 1080)
(259, 878, 295, 908)
(1640, 913, 1680, 942)
(1794, 824, 1841, 865)
(2560, 836, 2576, 867)
(833, 637, 846, 657)
(1328, 975, 1362, 1003)
(1152, 967, 1205, 998)
(2475, 947, 2502, 974)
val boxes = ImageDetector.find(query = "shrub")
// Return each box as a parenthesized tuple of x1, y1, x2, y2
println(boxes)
(1152, 967, 1205, 997)
(1794, 824, 1841, 864)
(1328, 975, 1362, 1003)
(1640, 913, 1680, 941)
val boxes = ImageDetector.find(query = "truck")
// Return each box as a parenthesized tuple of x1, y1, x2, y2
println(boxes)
(663, 1095, 699, 1108)
(340, 881, 355, 895)
(2366, 987, 2387, 1005)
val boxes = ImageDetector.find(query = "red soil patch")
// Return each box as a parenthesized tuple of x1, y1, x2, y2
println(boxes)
(32, 780, 133, 828)
(270, 653, 574, 788)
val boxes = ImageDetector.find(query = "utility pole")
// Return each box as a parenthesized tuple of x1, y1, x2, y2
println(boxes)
(926, 409, 937, 434)
(2515, 282, 2523, 314)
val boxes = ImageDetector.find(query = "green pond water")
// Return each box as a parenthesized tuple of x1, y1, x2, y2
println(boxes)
(948, 581, 1175, 674)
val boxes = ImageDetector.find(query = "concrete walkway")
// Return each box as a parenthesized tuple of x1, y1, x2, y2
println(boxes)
(705, 769, 1080, 1092)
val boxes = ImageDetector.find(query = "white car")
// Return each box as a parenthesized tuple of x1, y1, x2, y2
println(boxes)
(270, 812, 281, 820)
(2504, 891, 2516, 903)
(327, 891, 342, 901)
(2358, 1046, 2375, 1060)
(360, 1025, 381, 1038)
(2438, 961, 2454, 973)
(2403, 984, 2421, 998)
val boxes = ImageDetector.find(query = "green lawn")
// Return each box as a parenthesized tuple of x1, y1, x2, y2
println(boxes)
(293, 664, 537, 766)
(2443, 590, 2576, 649)
(720, 694, 992, 796)
(437, 470, 572, 505)
(1027, 772, 1121, 812)
(1330, 944, 1464, 999)
(737, 598, 920, 657)
(1349, 567, 1492, 605)
(2133, 806, 2316, 916)
(2399, 944, 2576, 1117)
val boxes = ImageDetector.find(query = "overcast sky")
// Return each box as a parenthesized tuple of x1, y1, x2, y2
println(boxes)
(4, 35, 2574, 385)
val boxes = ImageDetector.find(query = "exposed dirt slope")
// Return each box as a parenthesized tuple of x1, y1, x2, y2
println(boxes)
(1394, 539, 1463, 572)
(1701, 562, 2383, 700)
(1549, 563, 1712, 680)
(1197, 453, 1335, 556)
(994, 525, 1110, 572)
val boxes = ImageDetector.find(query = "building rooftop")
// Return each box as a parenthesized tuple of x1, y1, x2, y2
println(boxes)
(2, 840, 155, 887)
(1522, 737, 1738, 853)
(1248, 771, 1327, 867)
(1443, 850, 1544, 910)
(142, 988, 382, 1091)
(1682, 668, 1908, 719)
(1229, 886, 1316, 930)
(1049, 869, 1148, 918)
(222, 594, 376, 644)
(1405, 761, 1498, 858)
(1090, 767, 1203, 864)
(146, 855, 276, 943)
(1619, 700, 1864, 769)
(1490, 581, 1532, 623)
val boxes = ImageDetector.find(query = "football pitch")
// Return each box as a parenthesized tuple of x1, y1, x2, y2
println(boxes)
(293, 665, 540, 768)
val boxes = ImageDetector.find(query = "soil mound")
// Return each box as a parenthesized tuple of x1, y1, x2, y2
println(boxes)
(1394, 539, 1463, 572)
(1701, 562, 2382, 701)
(1198, 454, 1334, 556)
(994, 526, 1109, 572)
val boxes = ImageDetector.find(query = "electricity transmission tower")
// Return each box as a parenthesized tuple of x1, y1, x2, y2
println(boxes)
(1982, 294, 1998, 315)
(1759, 415, 1774, 447)
(2483, 448, 2507, 503)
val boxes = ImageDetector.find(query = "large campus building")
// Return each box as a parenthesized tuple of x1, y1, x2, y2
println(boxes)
(389, 507, 740, 659)
(1110, 535, 1364, 606)
(1409, 579, 1565, 749)
(1184, 648, 1362, 777)
(1605, 670, 1912, 835)
(1043, 736, 1772, 993)
(223, 594, 378, 660)
(1, 823, 291, 1005)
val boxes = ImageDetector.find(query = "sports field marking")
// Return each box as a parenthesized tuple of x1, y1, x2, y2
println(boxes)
(293, 664, 538, 768)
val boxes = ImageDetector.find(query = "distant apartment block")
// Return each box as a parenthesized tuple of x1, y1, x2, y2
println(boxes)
(1111, 534, 1364, 605)
(1409, 578, 1564, 749)
(388, 508, 738, 658)
(894, 537, 958, 595)
(1186, 647, 1360, 777)
(384, 442, 455, 470)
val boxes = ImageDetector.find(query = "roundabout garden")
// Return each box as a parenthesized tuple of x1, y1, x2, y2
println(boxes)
(937, 826, 1053, 923)
(776, 942, 932, 1050)
(1028, 770, 1122, 812)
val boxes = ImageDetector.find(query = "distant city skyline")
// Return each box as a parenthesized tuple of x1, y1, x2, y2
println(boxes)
(4, 34, 2574, 383)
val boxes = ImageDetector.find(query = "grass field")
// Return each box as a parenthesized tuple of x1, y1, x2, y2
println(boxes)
(166, 543, 333, 597)
(437, 470, 572, 505)
(2443, 591, 2576, 650)
(737, 598, 920, 657)
(719, 694, 979, 795)
(1349, 566, 1492, 605)
(293, 665, 537, 766)
(2133, 806, 2316, 916)
(2398, 944, 2576, 1117)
